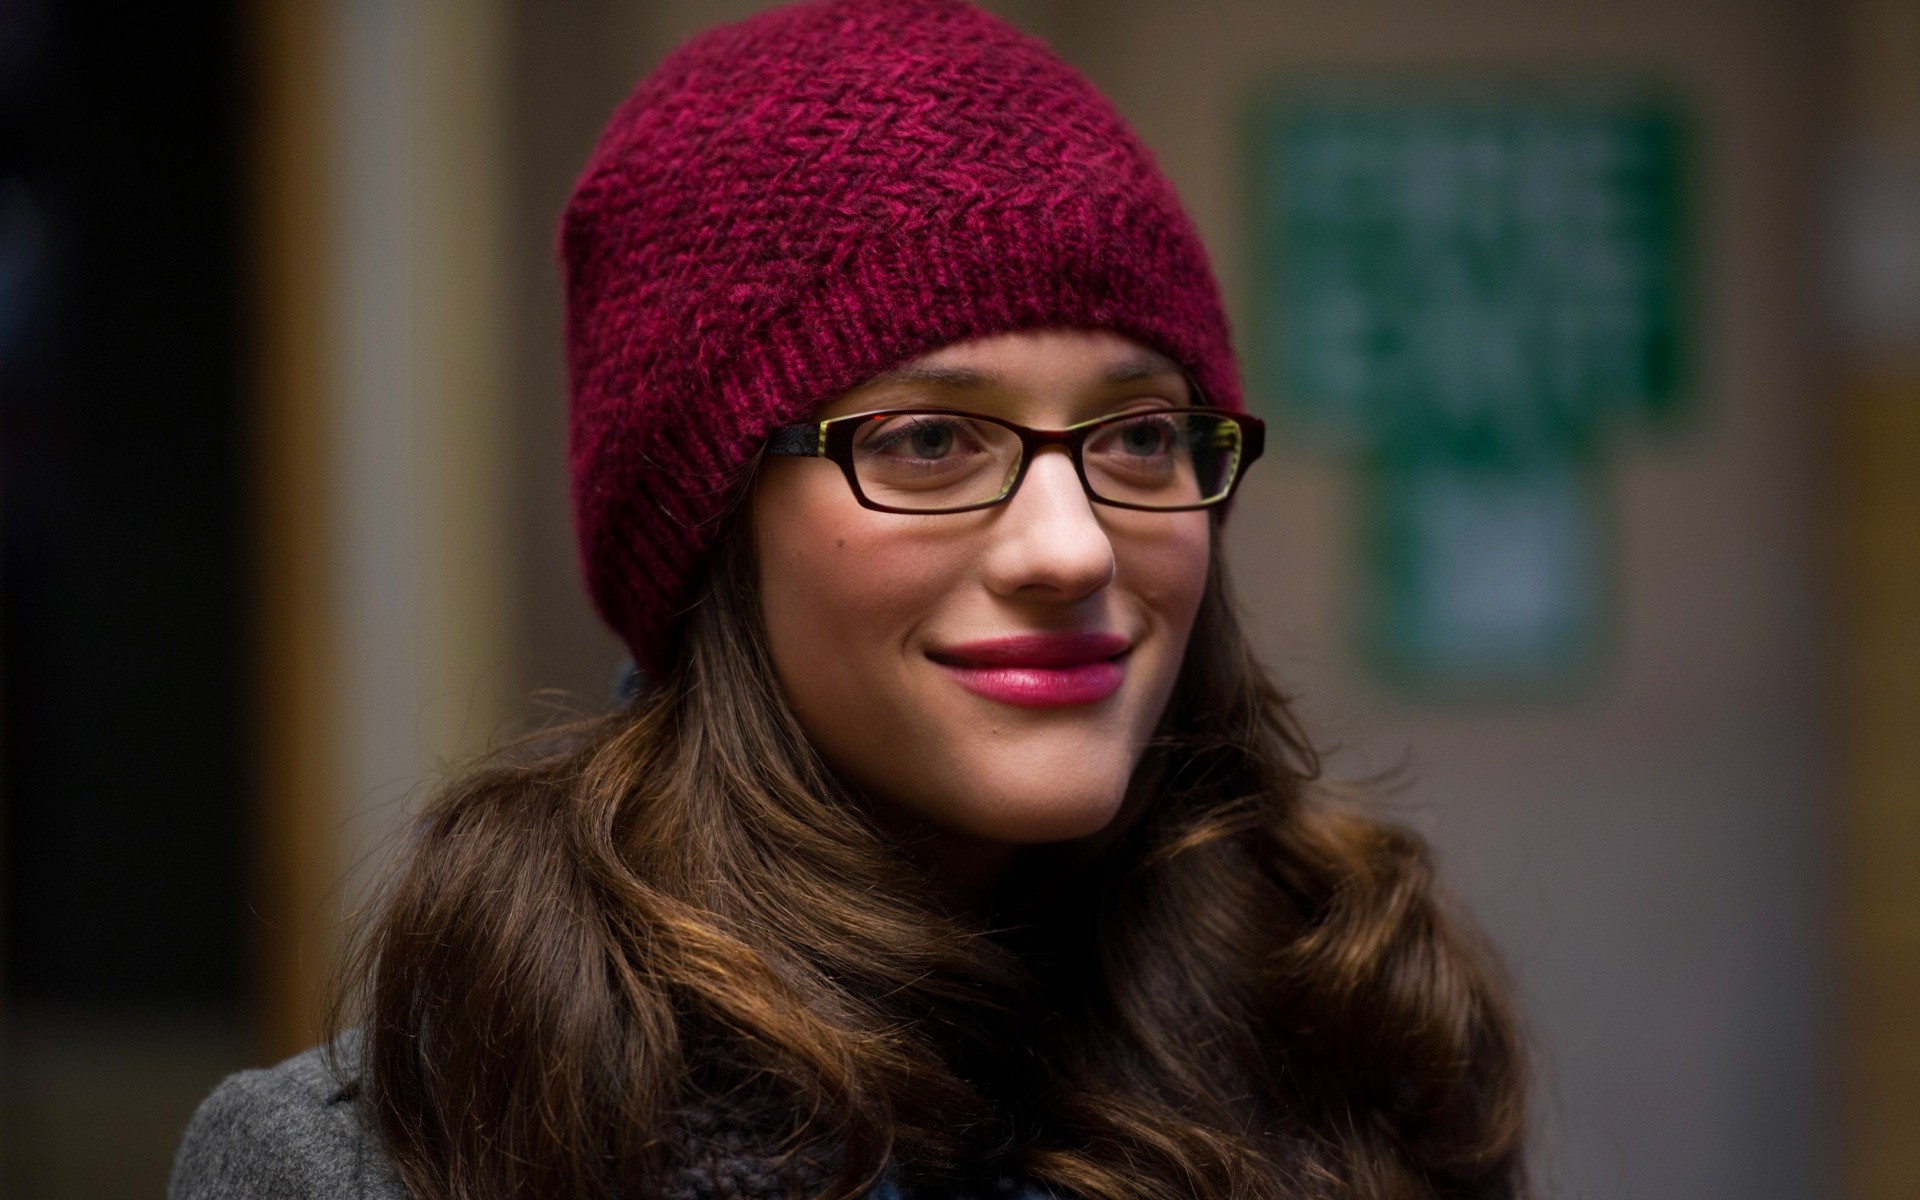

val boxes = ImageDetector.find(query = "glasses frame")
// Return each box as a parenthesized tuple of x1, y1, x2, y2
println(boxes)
(762, 388, 1266, 516)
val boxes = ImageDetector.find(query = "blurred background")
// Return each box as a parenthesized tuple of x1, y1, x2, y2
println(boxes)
(1, 0, 1915, 1196)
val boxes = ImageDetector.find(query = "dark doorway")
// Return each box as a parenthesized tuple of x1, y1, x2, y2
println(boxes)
(2, 1, 255, 1193)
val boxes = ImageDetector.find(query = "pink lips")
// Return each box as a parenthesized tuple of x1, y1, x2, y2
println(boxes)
(926, 631, 1131, 708)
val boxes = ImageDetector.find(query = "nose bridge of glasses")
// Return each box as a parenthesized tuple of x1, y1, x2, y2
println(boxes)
(1011, 437, 1097, 511)
(1022, 425, 1082, 450)
(1018, 425, 1095, 484)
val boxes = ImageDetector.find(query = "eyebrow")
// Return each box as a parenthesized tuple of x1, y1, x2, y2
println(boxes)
(863, 349, 1186, 390)
(864, 364, 994, 389)
(1100, 350, 1186, 384)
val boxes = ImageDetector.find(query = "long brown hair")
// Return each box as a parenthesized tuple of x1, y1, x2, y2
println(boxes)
(329, 501, 1530, 1200)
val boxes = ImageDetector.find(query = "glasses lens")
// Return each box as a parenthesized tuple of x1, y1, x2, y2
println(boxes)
(1083, 411, 1242, 508)
(849, 412, 1023, 510)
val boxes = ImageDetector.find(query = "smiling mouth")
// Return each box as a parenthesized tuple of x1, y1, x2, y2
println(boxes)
(926, 631, 1131, 708)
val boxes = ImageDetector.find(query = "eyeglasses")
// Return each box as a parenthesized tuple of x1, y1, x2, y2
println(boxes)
(763, 402, 1265, 515)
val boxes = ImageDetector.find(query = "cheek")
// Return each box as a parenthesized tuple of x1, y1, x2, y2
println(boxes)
(751, 468, 952, 733)
(1122, 513, 1212, 651)
(751, 468, 1213, 846)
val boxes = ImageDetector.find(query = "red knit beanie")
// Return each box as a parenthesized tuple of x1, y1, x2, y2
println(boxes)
(561, 0, 1242, 678)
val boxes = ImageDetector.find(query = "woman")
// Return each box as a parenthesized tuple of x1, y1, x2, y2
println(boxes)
(172, 1, 1529, 1197)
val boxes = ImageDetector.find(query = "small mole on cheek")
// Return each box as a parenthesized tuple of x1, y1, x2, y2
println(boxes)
(836, 538, 845, 548)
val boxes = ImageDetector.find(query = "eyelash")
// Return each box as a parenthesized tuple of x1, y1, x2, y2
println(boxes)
(862, 416, 972, 455)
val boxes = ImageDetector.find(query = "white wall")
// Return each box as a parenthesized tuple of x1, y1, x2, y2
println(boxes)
(1056, 2, 1834, 1197)
(328, 0, 516, 923)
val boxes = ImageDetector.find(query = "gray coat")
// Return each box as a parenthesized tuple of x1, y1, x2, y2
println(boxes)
(168, 1031, 1037, 1200)
(168, 1028, 408, 1199)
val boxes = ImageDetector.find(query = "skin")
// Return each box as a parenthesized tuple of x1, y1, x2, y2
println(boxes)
(751, 327, 1213, 907)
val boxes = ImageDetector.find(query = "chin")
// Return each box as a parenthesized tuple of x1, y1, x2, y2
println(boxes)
(957, 777, 1130, 845)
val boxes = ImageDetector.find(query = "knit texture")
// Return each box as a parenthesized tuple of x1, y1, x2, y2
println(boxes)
(168, 1030, 409, 1200)
(561, 0, 1241, 676)
(167, 1029, 806, 1200)
(170, 1029, 1053, 1200)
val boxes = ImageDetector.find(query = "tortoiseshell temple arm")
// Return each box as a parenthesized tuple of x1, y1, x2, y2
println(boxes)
(764, 422, 825, 457)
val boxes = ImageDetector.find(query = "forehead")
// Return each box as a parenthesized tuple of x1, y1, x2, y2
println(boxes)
(819, 328, 1192, 420)
(901, 327, 1182, 377)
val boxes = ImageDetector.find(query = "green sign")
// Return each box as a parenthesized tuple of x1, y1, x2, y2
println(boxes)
(1251, 85, 1690, 456)
(1361, 450, 1609, 693)
(1248, 84, 1691, 693)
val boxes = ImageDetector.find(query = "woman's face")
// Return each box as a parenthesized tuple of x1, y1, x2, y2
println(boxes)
(752, 328, 1212, 867)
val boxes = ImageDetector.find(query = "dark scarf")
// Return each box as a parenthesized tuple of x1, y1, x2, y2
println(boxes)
(324, 1028, 1052, 1200)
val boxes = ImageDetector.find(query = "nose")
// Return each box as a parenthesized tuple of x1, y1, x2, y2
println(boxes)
(980, 447, 1116, 602)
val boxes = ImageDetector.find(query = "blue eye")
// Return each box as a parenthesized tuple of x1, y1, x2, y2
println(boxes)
(901, 421, 955, 458)
(860, 415, 980, 460)
(1118, 417, 1175, 455)
(1091, 413, 1179, 459)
